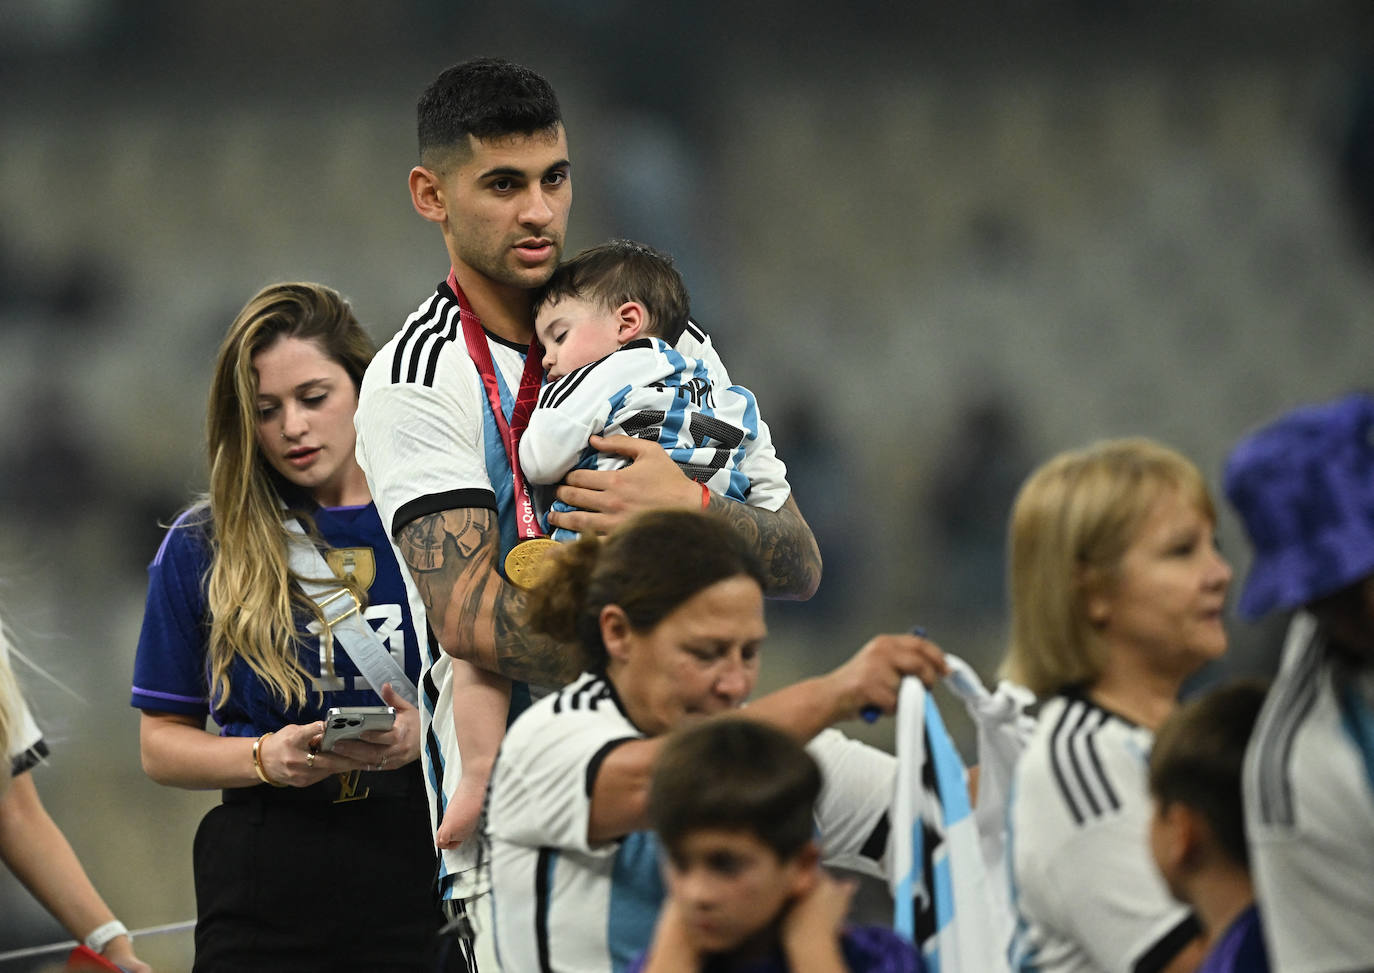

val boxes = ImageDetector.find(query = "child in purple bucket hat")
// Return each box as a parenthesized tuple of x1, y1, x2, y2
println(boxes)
(1223, 390, 1374, 973)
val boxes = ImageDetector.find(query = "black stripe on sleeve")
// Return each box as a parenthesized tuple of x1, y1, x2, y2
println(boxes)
(407, 304, 460, 387)
(1066, 705, 1103, 818)
(1256, 648, 1319, 827)
(392, 489, 497, 538)
(10, 740, 49, 777)
(423, 305, 463, 387)
(391, 291, 446, 385)
(543, 360, 599, 409)
(585, 737, 639, 798)
(1132, 913, 1202, 973)
(1049, 702, 1085, 825)
(679, 319, 704, 345)
(1083, 720, 1121, 812)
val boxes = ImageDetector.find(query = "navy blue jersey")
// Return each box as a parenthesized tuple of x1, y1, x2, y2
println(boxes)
(130, 503, 423, 737)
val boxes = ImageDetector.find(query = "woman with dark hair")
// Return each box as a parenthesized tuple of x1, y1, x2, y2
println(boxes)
(486, 508, 950, 973)
(131, 282, 442, 971)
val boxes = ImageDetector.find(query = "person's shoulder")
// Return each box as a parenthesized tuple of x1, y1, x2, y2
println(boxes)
(1215, 905, 1270, 973)
(363, 282, 470, 391)
(150, 503, 213, 569)
(1014, 693, 1137, 834)
(506, 673, 624, 734)
(615, 335, 672, 356)
(672, 318, 714, 353)
(841, 925, 926, 972)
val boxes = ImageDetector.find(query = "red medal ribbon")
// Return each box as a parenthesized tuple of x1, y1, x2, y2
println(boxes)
(449, 270, 547, 540)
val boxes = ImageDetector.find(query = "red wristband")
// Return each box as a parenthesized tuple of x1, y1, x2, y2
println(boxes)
(700, 481, 711, 510)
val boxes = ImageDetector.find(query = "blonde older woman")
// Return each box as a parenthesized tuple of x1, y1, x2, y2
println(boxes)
(1002, 438, 1232, 973)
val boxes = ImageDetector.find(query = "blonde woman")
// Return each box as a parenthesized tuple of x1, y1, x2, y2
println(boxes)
(131, 283, 440, 971)
(1, 623, 150, 971)
(1002, 439, 1232, 973)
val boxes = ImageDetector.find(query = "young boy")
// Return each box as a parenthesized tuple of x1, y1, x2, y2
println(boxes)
(629, 717, 923, 973)
(437, 239, 795, 847)
(1147, 681, 1272, 973)
(519, 238, 791, 541)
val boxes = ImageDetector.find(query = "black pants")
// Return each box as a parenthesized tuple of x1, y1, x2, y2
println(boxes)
(192, 766, 444, 973)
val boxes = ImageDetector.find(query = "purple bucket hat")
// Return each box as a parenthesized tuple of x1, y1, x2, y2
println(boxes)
(1223, 391, 1374, 620)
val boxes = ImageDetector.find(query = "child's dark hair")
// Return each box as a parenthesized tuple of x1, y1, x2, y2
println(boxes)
(1148, 680, 1268, 869)
(650, 718, 821, 860)
(417, 57, 562, 166)
(532, 239, 691, 343)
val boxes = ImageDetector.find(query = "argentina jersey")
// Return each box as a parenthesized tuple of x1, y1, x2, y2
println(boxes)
(355, 277, 541, 900)
(1008, 694, 1197, 973)
(521, 335, 789, 542)
(1243, 614, 1374, 971)
(487, 672, 899, 973)
(487, 672, 665, 973)
(130, 503, 422, 737)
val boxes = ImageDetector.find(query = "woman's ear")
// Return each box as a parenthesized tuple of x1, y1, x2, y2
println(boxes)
(600, 604, 634, 664)
(1079, 565, 1112, 628)
(615, 301, 647, 343)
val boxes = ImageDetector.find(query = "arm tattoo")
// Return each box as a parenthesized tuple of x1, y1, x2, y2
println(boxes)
(492, 588, 583, 686)
(707, 494, 823, 600)
(398, 509, 580, 685)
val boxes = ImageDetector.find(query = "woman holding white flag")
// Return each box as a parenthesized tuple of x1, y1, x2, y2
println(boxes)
(485, 509, 949, 973)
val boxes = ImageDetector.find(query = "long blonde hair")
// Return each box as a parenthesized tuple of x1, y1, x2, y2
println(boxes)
(1002, 437, 1216, 697)
(203, 282, 374, 711)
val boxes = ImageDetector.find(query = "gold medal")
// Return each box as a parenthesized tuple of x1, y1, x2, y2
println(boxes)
(504, 537, 561, 590)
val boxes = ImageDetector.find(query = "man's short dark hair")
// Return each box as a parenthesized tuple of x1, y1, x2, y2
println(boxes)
(417, 57, 562, 166)
(650, 718, 821, 861)
(1149, 680, 1268, 869)
(532, 239, 691, 342)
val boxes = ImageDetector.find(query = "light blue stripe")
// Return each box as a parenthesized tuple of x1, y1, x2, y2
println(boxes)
(130, 686, 206, 705)
(482, 348, 520, 565)
(926, 695, 972, 824)
(896, 817, 924, 939)
(934, 854, 955, 930)
(607, 832, 666, 973)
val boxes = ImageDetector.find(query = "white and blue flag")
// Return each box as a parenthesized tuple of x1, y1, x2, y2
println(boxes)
(890, 656, 1034, 973)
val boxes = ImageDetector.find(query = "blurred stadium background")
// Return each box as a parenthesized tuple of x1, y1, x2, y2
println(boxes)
(1, 1, 1369, 968)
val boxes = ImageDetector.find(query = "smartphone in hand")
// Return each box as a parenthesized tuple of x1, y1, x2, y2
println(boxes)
(319, 705, 396, 751)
